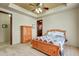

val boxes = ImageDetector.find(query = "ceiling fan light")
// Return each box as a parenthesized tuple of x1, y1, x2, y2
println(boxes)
(35, 8, 40, 13)
(38, 8, 42, 12)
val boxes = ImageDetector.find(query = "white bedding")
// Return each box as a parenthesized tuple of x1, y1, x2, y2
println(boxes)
(36, 31, 65, 51)
(37, 35, 65, 46)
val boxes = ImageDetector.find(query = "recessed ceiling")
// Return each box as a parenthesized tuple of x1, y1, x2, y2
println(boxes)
(15, 3, 66, 14)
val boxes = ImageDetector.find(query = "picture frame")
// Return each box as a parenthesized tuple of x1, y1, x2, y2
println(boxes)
(2, 24, 8, 28)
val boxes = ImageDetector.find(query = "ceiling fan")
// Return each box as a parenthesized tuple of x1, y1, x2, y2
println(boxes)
(29, 3, 49, 13)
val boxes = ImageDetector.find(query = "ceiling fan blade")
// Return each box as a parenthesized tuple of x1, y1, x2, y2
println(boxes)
(43, 7, 49, 10)
(29, 4, 34, 6)
(36, 3, 40, 6)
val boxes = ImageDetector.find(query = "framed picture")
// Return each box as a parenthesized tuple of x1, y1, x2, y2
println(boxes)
(2, 24, 8, 28)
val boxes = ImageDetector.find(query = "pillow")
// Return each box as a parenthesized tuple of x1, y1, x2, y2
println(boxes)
(47, 31, 53, 36)
(54, 35, 64, 38)
(47, 32, 54, 36)
(53, 32, 64, 37)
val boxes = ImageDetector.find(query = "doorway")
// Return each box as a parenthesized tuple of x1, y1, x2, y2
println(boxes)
(0, 11, 12, 45)
(37, 20, 43, 36)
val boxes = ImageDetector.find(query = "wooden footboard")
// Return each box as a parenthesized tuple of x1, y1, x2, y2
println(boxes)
(31, 40, 60, 56)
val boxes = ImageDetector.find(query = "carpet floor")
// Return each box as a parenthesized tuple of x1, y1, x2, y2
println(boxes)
(0, 43, 79, 56)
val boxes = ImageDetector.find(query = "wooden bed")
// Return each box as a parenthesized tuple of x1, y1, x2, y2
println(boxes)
(31, 29, 66, 56)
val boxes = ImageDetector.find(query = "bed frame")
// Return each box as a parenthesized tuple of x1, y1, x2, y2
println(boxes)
(31, 29, 66, 56)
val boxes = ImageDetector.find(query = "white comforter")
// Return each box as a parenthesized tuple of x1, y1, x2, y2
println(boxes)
(37, 35, 65, 51)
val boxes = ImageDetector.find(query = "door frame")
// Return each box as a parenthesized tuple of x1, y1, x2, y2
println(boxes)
(37, 20, 43, 36)
(20, 26, 23, 43)
(0, 11, 12, 45)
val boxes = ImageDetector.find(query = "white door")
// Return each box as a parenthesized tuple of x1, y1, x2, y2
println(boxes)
(0, 12, 10, 44)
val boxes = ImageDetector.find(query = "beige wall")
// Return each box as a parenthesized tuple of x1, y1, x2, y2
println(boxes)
(12, 12, 36, 44)
(42, 8, 78, 47)
(0, 6, 78, 46)
(0, 13, 10, 43)
(0, 8, 37, 44)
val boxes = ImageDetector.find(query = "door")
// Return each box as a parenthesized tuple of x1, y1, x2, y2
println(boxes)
(37, 20, 43, 36)
(0, 11, 12, 45)
(21, 26, 32, 43)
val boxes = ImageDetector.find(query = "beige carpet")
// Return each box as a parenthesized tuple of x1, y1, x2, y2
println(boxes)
(0, 43, 46, 56)
(0, 43, 79, 56)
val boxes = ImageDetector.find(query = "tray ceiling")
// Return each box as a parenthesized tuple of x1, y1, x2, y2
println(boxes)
(15, 3, 66, 14)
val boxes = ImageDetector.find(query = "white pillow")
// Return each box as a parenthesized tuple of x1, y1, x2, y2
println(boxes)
(53, 32, 64, 37)
(47, 32, 54, 37)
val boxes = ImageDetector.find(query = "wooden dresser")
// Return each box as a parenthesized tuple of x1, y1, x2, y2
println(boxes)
(21, 26, 32, 43)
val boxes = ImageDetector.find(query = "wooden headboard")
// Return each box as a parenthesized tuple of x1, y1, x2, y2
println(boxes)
(45, 29, 66, 40)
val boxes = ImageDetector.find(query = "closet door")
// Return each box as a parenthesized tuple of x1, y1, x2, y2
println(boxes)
(21, 26, 32, 43)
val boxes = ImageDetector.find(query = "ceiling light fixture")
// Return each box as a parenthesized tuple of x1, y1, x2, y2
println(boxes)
(35, 8, 40, 13)
(38, 8, 42, 12)
(35, 3, 43, 14)
(35, 8, 42, 14)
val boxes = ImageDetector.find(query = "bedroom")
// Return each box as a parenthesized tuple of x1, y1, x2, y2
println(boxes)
(0, 3, 79, 56)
